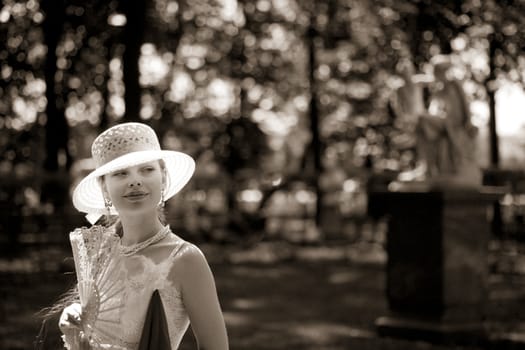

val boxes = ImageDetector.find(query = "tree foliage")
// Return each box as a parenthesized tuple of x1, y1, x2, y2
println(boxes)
(2, 0, 525, 237)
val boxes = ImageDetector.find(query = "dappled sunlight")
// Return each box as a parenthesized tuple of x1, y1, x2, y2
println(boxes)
(228, 265, 296, 279)
(490, 83, 525, 168)
(11, 95, 40, 128)
(252, 108, 298, 137)
(107, 12, 126, 27)
(5, 76, 46, 130)
(139, 43, 171, 86)
(328, 270, 363, 285)
(260, 24, 292, 51)
(168, 71, 195, 103)
(293, 246, 347, 261)
(65, 90, 103, 126)
(153, 0, 179, 25)
(236, 188, 262, 213)
(496, 83, 525, 137)
(230, 297, 266, 310)
(345, 80, 373, 100)
(271, 0, 301, 22)
(179, 42, 208, 70)
(321, 102, 352, 138)
(340, 292, 385, 309)
(1, 0, 40, 22)
(222, 310, 254, 327)
(139, 93, 157, 119)
(216, 0, 244, 25)
(206, 78, 236, 116)
(107, 57, 125, 119)
(289, 322, 375, 344)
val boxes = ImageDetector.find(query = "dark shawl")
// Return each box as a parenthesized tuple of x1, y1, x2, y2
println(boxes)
(138, 289, 172, 350)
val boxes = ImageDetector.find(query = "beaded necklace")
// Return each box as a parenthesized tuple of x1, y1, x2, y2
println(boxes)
(119, 225, 171, 256)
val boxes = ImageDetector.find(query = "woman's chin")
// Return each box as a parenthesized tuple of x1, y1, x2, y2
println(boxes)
(115, 202, 158, 215)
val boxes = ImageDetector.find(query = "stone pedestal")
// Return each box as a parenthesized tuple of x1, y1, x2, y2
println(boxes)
(371, 187, 502, 345)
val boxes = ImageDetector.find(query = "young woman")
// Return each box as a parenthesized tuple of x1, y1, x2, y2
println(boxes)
(57, 122, 228, 349)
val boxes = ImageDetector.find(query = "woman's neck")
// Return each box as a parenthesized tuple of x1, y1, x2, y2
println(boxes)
(119, 212, 165, 246)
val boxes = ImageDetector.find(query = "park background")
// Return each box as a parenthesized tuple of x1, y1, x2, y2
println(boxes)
(2, 0, 525, 349)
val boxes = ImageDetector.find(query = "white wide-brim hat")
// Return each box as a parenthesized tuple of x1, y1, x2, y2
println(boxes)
(72, 122, 195, 221)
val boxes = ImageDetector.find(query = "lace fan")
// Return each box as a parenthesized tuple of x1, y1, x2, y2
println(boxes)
(69, 225, 127, 347)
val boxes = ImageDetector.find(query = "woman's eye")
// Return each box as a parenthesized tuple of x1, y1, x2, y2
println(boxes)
(143, 167, 155, 172)
(112, 171, 127, 177)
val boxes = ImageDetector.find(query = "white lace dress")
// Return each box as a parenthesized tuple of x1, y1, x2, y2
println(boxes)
(63, 225, 192, 350)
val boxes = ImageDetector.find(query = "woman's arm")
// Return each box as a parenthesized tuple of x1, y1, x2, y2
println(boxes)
(177, 245, 229, 350)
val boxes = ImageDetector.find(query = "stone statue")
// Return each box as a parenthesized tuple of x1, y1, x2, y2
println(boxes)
(393, 56, 481, 189)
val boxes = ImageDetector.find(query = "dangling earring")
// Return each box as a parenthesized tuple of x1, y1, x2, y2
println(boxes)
(104, 197, 113, 216)
(158, 189, 165, 209)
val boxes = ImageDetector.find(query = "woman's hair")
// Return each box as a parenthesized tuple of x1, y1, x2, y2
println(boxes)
(34, 282, 79, 349)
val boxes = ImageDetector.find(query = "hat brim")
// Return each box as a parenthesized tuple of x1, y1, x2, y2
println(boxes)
(72, 150, 195, 215)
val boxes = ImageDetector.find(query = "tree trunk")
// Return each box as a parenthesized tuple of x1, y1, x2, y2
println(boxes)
(307, 20, 323, 226)
(408, 2, 424, 66)
(41, 0, 71, 171)
(487, 35, 499, 167)
(122, 0, 148, 122)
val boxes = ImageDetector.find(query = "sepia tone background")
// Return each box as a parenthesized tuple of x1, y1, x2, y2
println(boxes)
(1, 0, 525, 349)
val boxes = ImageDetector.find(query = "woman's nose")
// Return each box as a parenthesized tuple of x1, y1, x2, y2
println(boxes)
(128, 177, 142, 187)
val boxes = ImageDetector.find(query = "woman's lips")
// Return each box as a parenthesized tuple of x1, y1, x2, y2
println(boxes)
(124, 192, 149, 201)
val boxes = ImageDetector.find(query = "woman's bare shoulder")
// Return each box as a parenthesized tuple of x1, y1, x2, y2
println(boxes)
(168, 239, 211, 279)
(174, 240, 206, 264)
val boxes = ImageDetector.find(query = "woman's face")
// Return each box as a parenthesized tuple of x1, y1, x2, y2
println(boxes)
(102, 161, 165, 216)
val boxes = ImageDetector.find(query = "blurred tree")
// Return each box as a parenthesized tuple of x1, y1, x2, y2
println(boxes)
(41, 0, 71, 171)
(3, 0, 525, 243)
(305, 7, 322, 224)
(122, 0, 146, 122)
(460, 0, 525, 167)
(375, 0, 525, 168)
